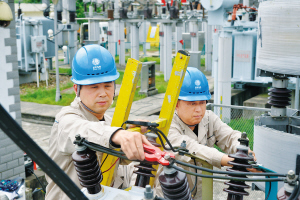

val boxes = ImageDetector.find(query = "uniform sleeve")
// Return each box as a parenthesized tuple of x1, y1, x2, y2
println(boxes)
(210, 111, 241, 155)
(167, 125, 225, 168)
(57, 113, 121, 155)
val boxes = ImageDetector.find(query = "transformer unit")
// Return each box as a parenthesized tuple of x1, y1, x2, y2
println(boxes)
(16, 17, 55, 84)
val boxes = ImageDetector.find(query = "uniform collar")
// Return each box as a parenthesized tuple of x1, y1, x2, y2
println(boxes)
(71, 97, 105, 122)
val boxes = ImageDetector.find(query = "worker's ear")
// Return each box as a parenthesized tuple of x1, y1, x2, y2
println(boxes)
(175, 100, 180, 111)
(73, 84, 81, 97)
(73, 84, 77, 94)
(113, 81, 116, 100)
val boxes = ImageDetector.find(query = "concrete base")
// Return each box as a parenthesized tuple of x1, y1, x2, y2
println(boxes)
(19, 71, 48, 84)
(139, 89, 158, 97)
(25, 170, 47, 200)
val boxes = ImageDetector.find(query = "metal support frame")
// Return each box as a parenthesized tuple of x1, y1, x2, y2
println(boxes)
(217, 30, 233, 123)
(130, 22, 140, 60)
(54, 1, 61, 102)
(68, 30, 76, 68)
(119, 20, 125, 65)
(190, 21, 199, 52)
(205, 22, 213, 71)
(159, 23, 164, 72)
(163, 23, 172, 81)
(108, 20, 116, 59)
(114, 19, 120, 55)
(175, 22, 183, 53)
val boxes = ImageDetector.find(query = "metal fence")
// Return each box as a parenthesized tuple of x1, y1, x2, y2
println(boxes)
(207, 103, 271, 150)
(206, 103, 270, 200)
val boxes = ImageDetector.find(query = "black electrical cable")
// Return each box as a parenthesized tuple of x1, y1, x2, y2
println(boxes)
(171, 165, 285, 182)
(288, 174, 300, 200)
(85, 144, 126, 158)
(265, 176, 271, 200)
(148, 127, 187, 153)
(288, 182, 299, 200)
(293, 182, 300, 200)
(175, 160, 286, 177)
(82, 140, 125, 155)
(191, 158, 197, 196)
(100, 154, 108, 168)
(27, 168, 46, 193)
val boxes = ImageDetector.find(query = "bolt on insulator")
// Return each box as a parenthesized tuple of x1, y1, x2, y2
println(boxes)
(144, 185, 154, 200)
(164, 154, 171, 160)
(241, 132, 247, 139)
(287, 170, 295, 180)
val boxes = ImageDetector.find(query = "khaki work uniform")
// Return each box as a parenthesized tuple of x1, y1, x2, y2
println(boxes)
(154, 110, 241, 199)
(45, 97, 122, 200)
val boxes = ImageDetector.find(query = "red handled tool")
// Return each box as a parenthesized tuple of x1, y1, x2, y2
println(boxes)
(143, 144, 175, 166)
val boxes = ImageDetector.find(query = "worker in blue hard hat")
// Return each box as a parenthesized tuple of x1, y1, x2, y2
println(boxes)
(45, 45, 152, 200)
(154, 67, 256, 198)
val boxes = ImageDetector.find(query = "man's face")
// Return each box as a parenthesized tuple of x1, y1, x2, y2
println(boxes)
(176, 100, 206, 126)
(75, 82, 114, 116)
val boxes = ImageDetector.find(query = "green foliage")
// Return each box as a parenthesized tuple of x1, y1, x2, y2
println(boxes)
(20, 82, 75, 106)
(201, 57, 205, 66)
(76, 0, 87, 24)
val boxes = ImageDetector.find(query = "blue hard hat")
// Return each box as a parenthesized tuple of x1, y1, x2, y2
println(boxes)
(178, 67, 211, 101)
(71, 44, 119, 85)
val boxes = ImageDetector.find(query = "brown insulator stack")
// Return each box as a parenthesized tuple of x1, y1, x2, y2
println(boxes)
(159, 166, 192, 200)
(224, 132, 253, 200)
(72, 139, 103, 194)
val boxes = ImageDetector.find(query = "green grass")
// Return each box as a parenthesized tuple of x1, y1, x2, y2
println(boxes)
(139, 44, 159, 52)
(52, 68, 72, 75)
(115, 56, 161, 65)
(20, 81, 76, 106)
(21, 69, 168, 107)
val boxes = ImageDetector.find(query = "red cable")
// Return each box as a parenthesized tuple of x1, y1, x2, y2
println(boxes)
(102, 158, 120, 174)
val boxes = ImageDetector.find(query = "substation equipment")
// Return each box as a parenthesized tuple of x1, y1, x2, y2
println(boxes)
(0, 49, 300, 199)
(16, 15, 54, 85)
(82, 0, 206, 82)
(201, 0, 262, 120)
(15, 0, 78, 86)
(252, 1, 300, 199)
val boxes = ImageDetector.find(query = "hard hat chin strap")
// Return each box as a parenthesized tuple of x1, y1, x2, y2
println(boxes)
(175, 113, 198, 127)
(77, 85, 81, 97)
(77, 81, 116, 114)
(80, 101, 101, 114)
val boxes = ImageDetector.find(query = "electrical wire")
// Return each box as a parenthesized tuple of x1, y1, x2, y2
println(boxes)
(100, 154, 108, 168)
(191, 158, 197, 196)
(27, 168, 46, 193)
(102, 158, 120, 174)
(79, 136, 288, 182)
(175, 160, 287, 177)
(293, 182, 300, 200)
(265, 176, 271, 200)
(171, 165, 285, 182)
(288, 173, 300, 200)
